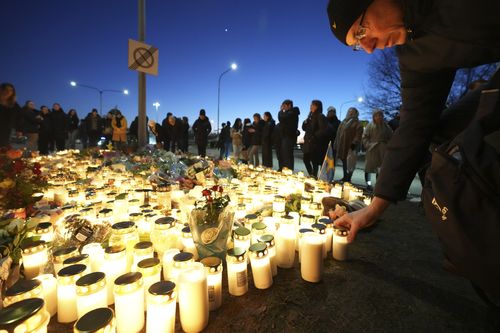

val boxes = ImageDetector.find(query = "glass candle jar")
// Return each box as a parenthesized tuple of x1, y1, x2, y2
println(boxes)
(200, 257, 223, 311)
(226, 248, 248, 296)
(300, 214, 315, 230)
(57, 264, 87, 323)
(170, 252, 195, 285)
(132, 241, 154, 271)
(248, 243, 273, 289)
(178, 262, 209, 333)
(298, 228, 314, 263)
(137, 258, 161, 308)
(108, 221, 139, 271)
(34, 274, 57, 317)
(114, 272, 145, 333)
(259, 234, 277, 276)
(234, 203, 247, 222)
(262, 216, 277, 235)
(244, 214, 258, 229)
(309, 202, 322, 221)
(0, 298, 50, 333)
(300, 233, 324, 283)
(251, 222, 267, 244)
(332, 226, 349, 261)
(318, 217, 334, 254)
(233, 227, 251, 253)
(150, 217, 177, 260)
(3, 279, 43, 307)
(74, 307, 116, 333)
(53, 246, 78, 276)
(162, 249, 180, 281)
(181, 226, 198, 260)
(146, 281, 176, 333)
(35, 222, 54, 243)
(273, 195, 286, 213)
(81, 243, 105, 272)
(312, 223, 327, 259)
(276, 215, 296, 269)
(330, 184, 343, 198)
(63, 254, 91, 274)
(75, 272, 107, 319)
(301, 197, 311, 214)
(21, 240, 49, 279)
(155, 184, 172, 211)
(342, 183, 352, 201)
(102, 245, 127, 305)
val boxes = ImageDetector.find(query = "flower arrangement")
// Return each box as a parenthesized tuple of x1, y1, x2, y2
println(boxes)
(195, 186, 230, 224)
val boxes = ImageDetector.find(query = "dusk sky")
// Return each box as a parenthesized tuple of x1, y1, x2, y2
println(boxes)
(1, 0, 371, 128)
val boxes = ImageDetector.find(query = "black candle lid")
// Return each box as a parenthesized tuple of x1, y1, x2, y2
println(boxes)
(244, 214, 257, 220)
(234, 227, 250, 237)
(63, 254, 89, 265)
(155, 217, 175, 226)
(318, 217, 333, 225)
(249, 242, 268, 256)
(251, 222, 266, 231)
(98, 208, 113, 215)
(134, 241, 152, 250)
(74, 307, 114, 333)
(148, 281, 175, 297)
(301, 214, 315, 219)
(200, 257, 222, 270)
(181, 226, 191, 234)
(104, 245, 125, 254)
(5, 279, 41, 297)
(137, 258, 160, 269)
(227, 247, 246, 259)
(21, 240, 46, 251)
(0, 298, 45, 330)
(114, 272, 142, 286)
(76, 272, 105, 287)
(173, 252, 194, 262)
(112, 221, 135, 230)
(259, 234, 275, 247)
(53, 246, 77, 257)
(35, 222, 52, 231)
(58, 264, 87, 277)
(299, 228, 314, 234)
(312, 223, 326, 234)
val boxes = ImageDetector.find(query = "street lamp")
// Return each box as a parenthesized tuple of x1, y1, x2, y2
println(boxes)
(217, 63, 237, 133)
(339, 96, 364, 120)
(70, 81, 129, 115)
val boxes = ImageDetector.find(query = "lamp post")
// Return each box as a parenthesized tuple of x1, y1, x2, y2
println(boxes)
(153, 102, 160, 122)
(70, 81, 129, 115)
(339, 96, 363, 120)
(217, 63, 237, 134)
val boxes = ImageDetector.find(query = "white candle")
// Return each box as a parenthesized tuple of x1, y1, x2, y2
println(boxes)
(244, 214, 258, 229)
(132, 241, 154, 271)
(201, 257, 223, 311)
(3, 279, 43, 307)
(178, 262, 209, 333)
(298, 228, 314, 263)
(57, 264, 87, 323)
(262, 216, 277, 235)
(312, 223, 327, 259)
(114, 272, 145, 333)
(150, 217, 178, 260)
(147, 281, 177, 333)
(318, 217, 333, 254)
(170, 252, 195, 285)
(226, 248, 248, 296)
(300, 233, 324, 283)
(248, 243, 273, 289)
(21, 240, 49, 279)
(233, 227, 251, 254)
(259, 235, 277, 276)
(251, 222, 267, 244)
(137, 258, 161, 308)
(162, 249, 180, 280)
(276, 215, 296, 268)
(53, 246, 79, 275)
(102, 246, 127, 305)
(273, 195, 286, 213)
(81, 243, 105, 272)
(330, 184, 343, 198)
(108, 221, 140, 272)
(74, 307, 116, 333)
(76, 272, 107, 319)
(181, 227, 198, 260)
(332, 227, 349, 261)
(0, 298, 50, 332)
(35, 222, 54, 243)
(63, 254, 91, 274)
(34, 274, 58, 317)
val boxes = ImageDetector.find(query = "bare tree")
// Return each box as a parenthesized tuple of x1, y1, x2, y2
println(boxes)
(363, 48, 498, 116)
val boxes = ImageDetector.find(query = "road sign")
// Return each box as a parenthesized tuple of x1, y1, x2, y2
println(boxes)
(128, 39, 158, 76)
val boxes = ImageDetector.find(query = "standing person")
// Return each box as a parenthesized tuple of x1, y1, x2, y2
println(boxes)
(274, 123, 283, 170)
(167, 115, 183, 152)
(20, 100, 42, 152)
(217, 123, 227, 159)
(277, 99, 300, 171)
(223, 121, 232, 159)
(129, 116, 139, 142)
(231, 118, 243, 161)
(66, 109, 79, 149)
(241, 118, 253, 163)
(0, 83, 21, 148)
(181, 116, 190, 152)
(247, 113, 264, 166)
(38, 106, 52, 155)
(192, 109, 211, 157)
(79, 114, 88, 149)
(161, 112, 173, 151)
(388, 110, 400, 132)
(326, 106, 341, 154)
(86, 109, 102, 147)
(148, 120, 163, 148)
(111, 111, 127, 150)
(103, 112, 113, 146)
(50, 103, 67, 151)
(261, 112, 275, 168)
(363, 109, 393, 191)
(334, 107, 362, 182)
(302, 100, 330, 178)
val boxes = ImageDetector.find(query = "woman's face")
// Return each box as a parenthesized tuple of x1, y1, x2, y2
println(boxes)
(373, 112, 384, 124)
(310, 103, 317, 113)
(53, 104, 60, 111)
(0, 87, 15, 106)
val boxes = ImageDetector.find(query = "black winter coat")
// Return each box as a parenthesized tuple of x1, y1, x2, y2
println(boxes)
(192, 117, 211, 146)
(39, 112, 52, 137)
(67, 115, 79, 131)
(250, 119, 264, 146)
(242, 124, 253, 149)
(50, 109, 68, 139)
(302, 112, 330, 164)
(375, 0, 500, 202)
(20, 107, 41, 134)
(262, 119, 275, 144)
(277, 107, 300, 138)
(0, 103, 21, 147)
(326, 116, 340, 147)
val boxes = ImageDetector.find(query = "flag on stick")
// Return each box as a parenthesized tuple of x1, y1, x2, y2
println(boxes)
(319, 142, 335, 182)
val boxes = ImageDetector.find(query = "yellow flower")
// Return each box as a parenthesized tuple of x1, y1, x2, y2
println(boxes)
(0, 178, 15, 189)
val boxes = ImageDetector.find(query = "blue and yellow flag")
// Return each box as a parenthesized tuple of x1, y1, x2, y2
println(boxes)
(319, 142, 335, 182)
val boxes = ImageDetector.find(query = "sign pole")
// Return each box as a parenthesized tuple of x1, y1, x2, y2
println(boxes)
(137, 0, 148, 147)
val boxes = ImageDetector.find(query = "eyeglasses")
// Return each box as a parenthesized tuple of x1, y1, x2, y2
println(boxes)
(352, 11, 367, 51)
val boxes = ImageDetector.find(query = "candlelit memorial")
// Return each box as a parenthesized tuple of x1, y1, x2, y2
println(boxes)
(0, 146, 376, 332)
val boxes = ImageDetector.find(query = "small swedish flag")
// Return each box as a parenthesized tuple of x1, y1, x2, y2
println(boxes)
(319, 142, 335, 182)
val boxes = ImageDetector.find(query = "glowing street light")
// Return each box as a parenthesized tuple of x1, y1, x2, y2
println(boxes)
(217, 63, 238, 133)
(339, 96, 364, 120)
(153, 102, 160, 121)
(69, 81, 129, 115)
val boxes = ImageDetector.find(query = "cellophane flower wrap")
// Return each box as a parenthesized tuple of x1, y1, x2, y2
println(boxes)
(189, 185, 234, 260)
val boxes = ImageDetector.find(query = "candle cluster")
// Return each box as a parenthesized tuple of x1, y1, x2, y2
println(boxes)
(1, 149, 371, 332)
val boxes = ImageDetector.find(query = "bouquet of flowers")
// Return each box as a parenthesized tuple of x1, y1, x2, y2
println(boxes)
(189, 185, 234, 259)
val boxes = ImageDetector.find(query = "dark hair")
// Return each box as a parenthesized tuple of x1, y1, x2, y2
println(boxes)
(253, 113, 261, 120)
(282, 99, 293, 107)
(264, 111, 272, 119)
(0, 83, 16, 107)
(226, 121, 230, 126)
(311, 100, 323, 114)
(69, 108, 78, 116)
(91, 108, 98, 113)
(182, 116, 188, 122)
(233, 118, 242, 130)
(243, 118, 251, 125)
(24, 100, 33, 107)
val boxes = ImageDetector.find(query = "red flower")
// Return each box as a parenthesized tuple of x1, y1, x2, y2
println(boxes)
(6, 149, 23, 159)
(202, 189, 211, 197)
(13, 160, 24, 173)
(211, 185, 223, 193)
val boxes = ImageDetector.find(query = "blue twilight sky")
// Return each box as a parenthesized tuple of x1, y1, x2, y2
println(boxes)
(0, 0, 371, 128)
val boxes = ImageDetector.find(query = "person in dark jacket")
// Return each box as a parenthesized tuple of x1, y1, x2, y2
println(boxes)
(181, 117, 190, 152)
(161, 112, 173, 151)
(302, 100, 330, 178)
(20, 100, 42, 152)
(79, 117, 88, 149)
(129, 116, 139, 142)
(38, 106, 52, 155)
(166, 115, 183, 152)
(327, 1, 500, 240)
(0, 83, 22, 148)
(241, 118, 253, 163)
(85, 109, 103, 147)
(223, 121, 232, 159)
(148, 120, 163, 148)
(103, 112, 113, 146)
(217, 122, 227, 159)
(273, 123, 283, 170)
(261, 111, 275, 168)
(248, 113, 264, 166)
(277, 99, 300, 171)
(67, 109, 79, 149)
(192, 109, 211, 157)
(326, 106, 341, 154)
(50, 103, 67, 151)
